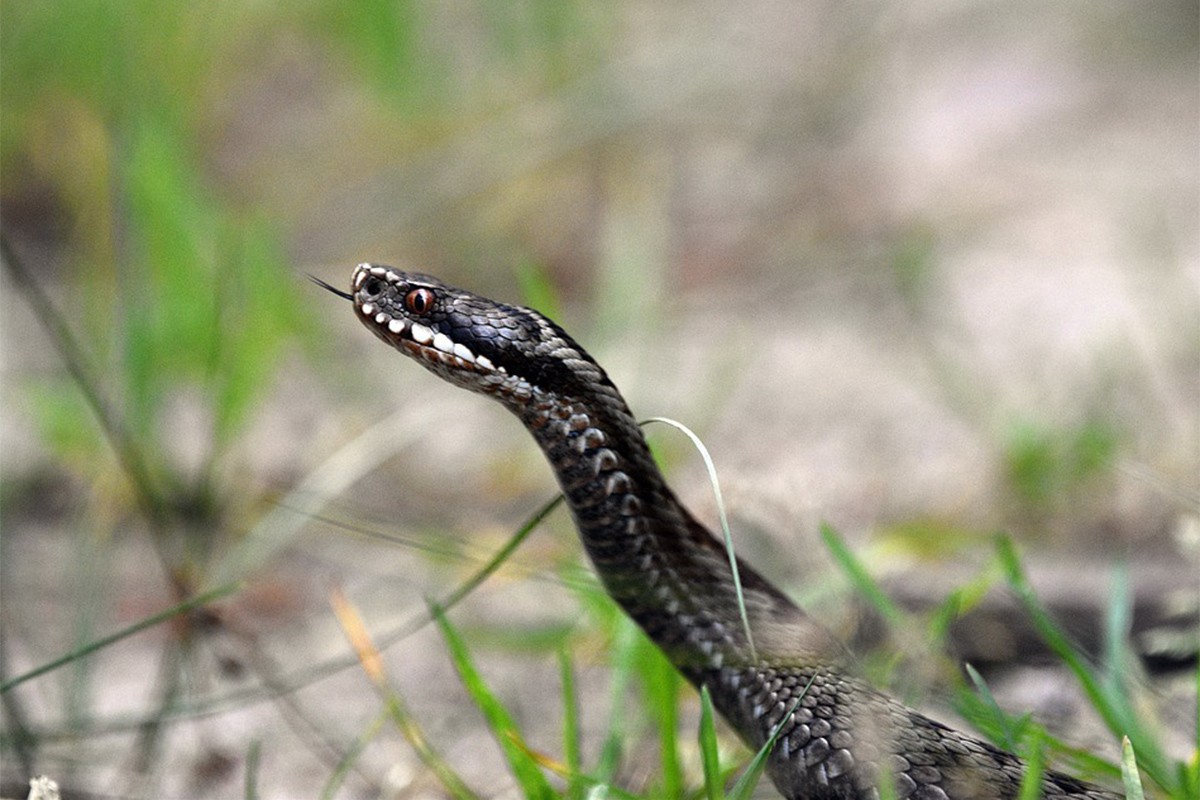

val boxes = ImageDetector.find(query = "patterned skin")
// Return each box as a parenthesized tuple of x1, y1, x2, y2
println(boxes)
(334, 263, 1121, 800)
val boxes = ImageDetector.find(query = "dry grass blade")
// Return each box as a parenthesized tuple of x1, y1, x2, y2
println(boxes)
(1, 584, 237, 694)
(0, 233, 170, 529)
(330, 588, 480, 800)
(643, 417, 756, 660)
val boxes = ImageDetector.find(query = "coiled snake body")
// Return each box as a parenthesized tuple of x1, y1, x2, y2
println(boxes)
(334, 263, 1118, 800)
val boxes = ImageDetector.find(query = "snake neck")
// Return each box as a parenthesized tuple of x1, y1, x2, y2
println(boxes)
(513, 381, 840, 678)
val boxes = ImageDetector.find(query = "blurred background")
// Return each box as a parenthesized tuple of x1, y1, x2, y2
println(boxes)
(2, 2, 1196, 798)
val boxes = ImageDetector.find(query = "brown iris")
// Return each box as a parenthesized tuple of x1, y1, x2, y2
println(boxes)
(405, 287, 435, 315)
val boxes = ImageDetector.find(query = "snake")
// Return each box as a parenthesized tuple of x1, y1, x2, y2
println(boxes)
(320, 263, 1121, 800)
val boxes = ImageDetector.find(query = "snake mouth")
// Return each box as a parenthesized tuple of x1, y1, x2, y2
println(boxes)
(351, 263, 503, 375)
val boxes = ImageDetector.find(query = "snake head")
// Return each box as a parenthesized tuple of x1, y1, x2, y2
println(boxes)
(347, 263, 595, 402)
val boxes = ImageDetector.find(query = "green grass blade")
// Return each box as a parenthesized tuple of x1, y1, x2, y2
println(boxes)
(957, 672, 1122, 787)
(1190, 662, 1200, 797)
(559, 647, 584, 800)
(996, 537, 1172, 790)
(929, 562, 1002, 643)
(516, 260, 563, 322)
(435, 496, 564, 618)
(1016, 725, 1046, 800)
(319, 710, 386, 800)
(820, 522, 903, 626)
(160, 496, 564, 730)
(1099, 565, 1142, 737)
(597, 617, 639, 781)
(697, 686, 723, 800)
(639, 643, 683, 797)
(355, 495, 563, 657)
(1120, 736, 1146, 800)
(1, 584, 237, 693)
(1102, 564, 1132, 694)
(728, 676, 815, 800)
(963, 663, 1020, 749)
(577, 781, 640, 800)
(432, 604, 555, 799)
(877, 768, 899, 800)
(244, 738, 262, 800)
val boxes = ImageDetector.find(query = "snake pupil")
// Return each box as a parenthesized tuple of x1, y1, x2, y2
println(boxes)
(405, 288, 435, 315)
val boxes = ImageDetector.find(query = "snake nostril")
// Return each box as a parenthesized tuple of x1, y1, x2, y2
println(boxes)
(362, 278, 384, 298)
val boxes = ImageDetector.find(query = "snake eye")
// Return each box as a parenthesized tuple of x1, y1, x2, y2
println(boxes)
(405, 287, 435, 315)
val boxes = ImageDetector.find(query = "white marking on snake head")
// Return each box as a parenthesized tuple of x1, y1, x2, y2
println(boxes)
(432, 332, 454, 354)
(388, 319, 405, 334)
(453, 343, 475, 363)
(375, 312, 388, 325)
(369, 266, 387, 277)
(360, 302, 376, 317)
(410, 323, 434, 344)
(476, 355, 495, 371)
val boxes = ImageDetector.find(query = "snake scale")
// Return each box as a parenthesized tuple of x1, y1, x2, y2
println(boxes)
(326, 263, 1120, 799)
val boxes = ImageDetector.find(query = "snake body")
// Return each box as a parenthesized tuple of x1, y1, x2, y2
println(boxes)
(340, 263, 1119, 799)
